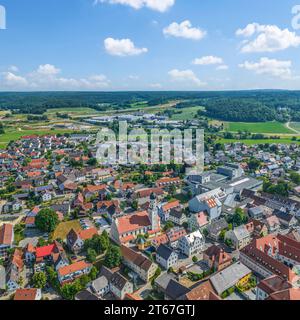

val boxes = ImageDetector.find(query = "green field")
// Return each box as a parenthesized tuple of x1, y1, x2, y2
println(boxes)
(220, 138, 300, 145)
(171, 106, 204, 121)
(227, 121, 293, 134)
(0, 128, 76, 149)
(289, 122, 300, 132)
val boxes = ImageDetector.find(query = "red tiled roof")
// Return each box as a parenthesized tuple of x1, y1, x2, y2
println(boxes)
(14, 288, 39, 301)
(268, 288, 300, 300)
(58, 260, 91, 277)
(117, 211, 151, 235)
(85, 184, 107, 193)
(78, 228, 98, 240)
(0, 223, 13, 245)
(162, 200, 180, 212)
(35, 244, 55, 259)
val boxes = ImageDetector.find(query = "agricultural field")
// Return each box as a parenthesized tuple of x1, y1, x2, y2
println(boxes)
(289, 122, 300, 133)
(52, 220, 82, 241)
(226, 121, 293, 134)
(171, 106, 204, 121)
(220, 138, 300, 146)
(0, 127, 76, 149)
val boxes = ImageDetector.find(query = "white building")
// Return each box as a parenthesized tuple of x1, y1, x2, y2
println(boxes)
(178, 230, 205, 257)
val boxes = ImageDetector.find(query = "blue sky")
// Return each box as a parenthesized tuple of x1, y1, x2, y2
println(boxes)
(0, 0, 300, 91)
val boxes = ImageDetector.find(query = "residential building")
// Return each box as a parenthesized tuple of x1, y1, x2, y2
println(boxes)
(225, 225, 251, 249)
(210, 262, 252, 297)
(14, 288, 42, 301)
(178, 230, 205, 257)
(58, 261, 92, 284)
(121, 245, 157, 282)
(203, 245, 232, 272)
(0, 224, 14, 259)
(156, 244, 178, 270)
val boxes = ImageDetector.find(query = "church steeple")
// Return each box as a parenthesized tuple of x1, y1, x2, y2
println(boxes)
(148, 192, 159, 231)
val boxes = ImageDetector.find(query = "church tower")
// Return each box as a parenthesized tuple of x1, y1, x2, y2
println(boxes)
(148, 192, 160, 231)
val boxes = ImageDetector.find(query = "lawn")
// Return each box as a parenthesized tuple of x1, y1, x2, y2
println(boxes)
(227, 122, 293, 134)
(171, 106, 204, 121)
(52, 220, 82, 241)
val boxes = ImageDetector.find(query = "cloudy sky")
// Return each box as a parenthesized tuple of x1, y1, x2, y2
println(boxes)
(0, 0, 300, 91)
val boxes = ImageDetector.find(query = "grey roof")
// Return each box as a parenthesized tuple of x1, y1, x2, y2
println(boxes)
(165, 279, 190, 300)
(75, 289, 100, 300)
(249, 206, 264, 217)
(169, 208, 185, 219)
(210, 262, 252, 295)
(154, 273, 176, 291)
(233, 225, 250, 240)
(0, 266, 5, 290)
(207, 218, 228, 236)
(91, 276, 109, 292)
(156, 244, 176, 261)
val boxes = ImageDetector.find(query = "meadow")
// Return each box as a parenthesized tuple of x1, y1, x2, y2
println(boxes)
(220, 138, 300, 146)
(226, 121, 293, 134)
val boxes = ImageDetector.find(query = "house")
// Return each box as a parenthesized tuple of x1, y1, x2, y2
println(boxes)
(188, 212, 209, 232)
(0, 223, 14, 259)
(180, 280, 220, 300)
(99, 266, 133, 300)
(110, 194, 160, 245)
(168, 208, 187, 226)
(265, 215, 281, 233)
(210, 262, 252, 297)
(178, 230, 205, 257)
(121, 245, 157, 282)
(67, 228, 98, 254)
(267, 288, 300, 300)
(225, 225, 251, 249)
(14, 288, 42, 301)
(156, 177, 181, 188)
(0, 265, 5, 293)
(206, 218, 228, 241)
(34, 241, 69, 272)
(203, 245, 232, 272)
(158, 200, 180, 222)
(189, 196, 222, 220)
(248, 206, 264, 219)
(156, 244, 178, 270)
(248, 218, 268, 237)
(58, 260, 92, 284)
(151, 234, 169, 248)
(256, 275, 292, 300)
(90, 276, 110, 297)
(164, 279, 190, 300)
(6, 249, 24, 292)
(75, 289, 101, 301)
(166, 227, 187, 248)
(274, 210, 298, 228)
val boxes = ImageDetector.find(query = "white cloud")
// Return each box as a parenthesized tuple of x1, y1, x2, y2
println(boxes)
(2, 72, 28, 87)
(96, 0, 175, 12)
(216, 65, 229, 71)
(36, 64, 61, 75)
(149, 83, 162, 88)
(193, 55, 223, 65)
(8, 65, 19, 72)
(163, 20, 207, 40)
(239, 57, 293, 79)
(1, 65, 111, 90)
(104, 37, 148, 56)
(236, 23, 300, 53)
(168, 69, 206, 87)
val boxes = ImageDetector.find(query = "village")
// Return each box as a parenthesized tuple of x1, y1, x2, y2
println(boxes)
(0, 129, 299, 301)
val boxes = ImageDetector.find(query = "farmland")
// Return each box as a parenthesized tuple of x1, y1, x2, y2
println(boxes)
(226, 122, 293, 134)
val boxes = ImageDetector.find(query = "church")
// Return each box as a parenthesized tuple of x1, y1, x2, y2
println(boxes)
(110, 193, 161, 245)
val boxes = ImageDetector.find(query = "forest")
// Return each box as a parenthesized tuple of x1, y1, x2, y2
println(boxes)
(1, 90, 300, 122)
